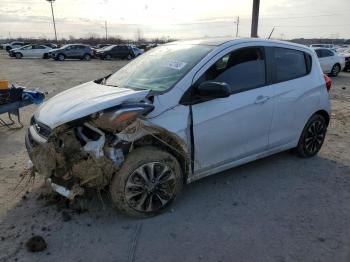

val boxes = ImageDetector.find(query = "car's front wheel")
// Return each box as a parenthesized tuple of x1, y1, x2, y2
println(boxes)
(105, 54, 112, 60)
(110, 146, 183, 218)
(296, 114, 327, 158)
(330, 64, 341, 77)
(126, 54, 133, 60)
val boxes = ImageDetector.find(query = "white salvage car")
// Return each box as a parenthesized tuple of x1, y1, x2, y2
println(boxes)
(26, 38, 331, 217)
(10, 44, 52, 59)
(313, 47, 345, 76)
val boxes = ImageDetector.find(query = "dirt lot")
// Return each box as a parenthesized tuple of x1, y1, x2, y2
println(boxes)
(0, 50, 350, 262)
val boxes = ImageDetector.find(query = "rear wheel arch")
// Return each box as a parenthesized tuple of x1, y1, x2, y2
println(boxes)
(314, 109, 330, 127)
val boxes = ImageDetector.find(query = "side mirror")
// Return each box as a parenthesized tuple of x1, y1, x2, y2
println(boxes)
(197, 81, 231, 98)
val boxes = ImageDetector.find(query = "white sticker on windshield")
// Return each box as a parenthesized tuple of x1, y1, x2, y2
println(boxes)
(164, 60, 187, 70)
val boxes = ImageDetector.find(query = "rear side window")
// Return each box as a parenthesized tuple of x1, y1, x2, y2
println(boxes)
(198, 47, 266, 93)
(272, 47, 309, 83)
(321, 49, 334, 57)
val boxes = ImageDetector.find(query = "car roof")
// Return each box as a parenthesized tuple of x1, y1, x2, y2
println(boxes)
(166, 37, 309, 50)
(312, 47, 334, 50)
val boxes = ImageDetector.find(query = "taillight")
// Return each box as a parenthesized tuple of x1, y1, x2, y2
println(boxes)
(324, 74, 332, 93)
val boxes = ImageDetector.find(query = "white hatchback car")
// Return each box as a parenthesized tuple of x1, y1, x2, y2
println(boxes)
(313, 47, 345, 76)
(26, 38, 331, 217)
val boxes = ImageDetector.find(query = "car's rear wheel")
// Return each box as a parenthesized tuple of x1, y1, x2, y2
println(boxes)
(15, 52, 22, 59)
(105, 54, 112, 60)
(83, 54, 91, 61)
(296, 114, 327, 158)
(110, 147, 183, 218)
(330, 64, 340, 77)
(57, 53, 65, 61)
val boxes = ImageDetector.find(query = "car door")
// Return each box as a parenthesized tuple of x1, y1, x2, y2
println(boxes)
(190, 46, 274, 173)
(111, 46, 120, 58)
(31, 45, 41, 57)
(35, 45, 47, 58)
(317, 49, 333, 73)
(20, 45, 32, 57)
(267, 46, 316, 149)
(64, 46, 74, 58)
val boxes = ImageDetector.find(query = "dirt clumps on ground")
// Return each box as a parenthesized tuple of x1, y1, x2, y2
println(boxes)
(25, 235, 47, 252)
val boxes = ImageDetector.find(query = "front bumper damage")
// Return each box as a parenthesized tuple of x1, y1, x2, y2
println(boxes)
(25, 106, 190, 200)
(26, 119, 131, 198)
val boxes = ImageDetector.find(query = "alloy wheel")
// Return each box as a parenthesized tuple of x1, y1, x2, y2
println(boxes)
(332, 65, 340, 76)
(125, 162, 176, 213)
(304, 120, 325, 154)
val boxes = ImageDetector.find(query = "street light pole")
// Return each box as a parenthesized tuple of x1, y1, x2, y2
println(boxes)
(47, 0, 58, 43)
(105, 21, 108, 40)
(251, 0, 260, 37)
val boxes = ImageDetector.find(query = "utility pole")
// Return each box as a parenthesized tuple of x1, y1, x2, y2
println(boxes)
(46, 0, 58, 43)
(235, 16, 240, 38)
(268, 27, 275, 39)
(251, 0, 260, 37)
(104, 21, 108, 40)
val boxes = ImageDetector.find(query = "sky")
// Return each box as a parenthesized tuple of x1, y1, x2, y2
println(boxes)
(0, 0, 349, 40)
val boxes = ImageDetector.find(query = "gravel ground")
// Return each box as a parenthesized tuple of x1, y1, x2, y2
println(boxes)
(0, 50, 350, 262)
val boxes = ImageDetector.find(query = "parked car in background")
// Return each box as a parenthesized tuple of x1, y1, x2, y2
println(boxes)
(9, 44, 52, 59)
(3, 41, 26, 52)
(95, 45, 135, 60)
(42, 43, 58, 49)
(132, 46, 144, 57)
(48, 44, 93, 61)
(313, 48, 345, 76)
(26, 38, 331, 217)
(310, 44, 335, 49)
(338, 48, 350, 71)
(95, 44, 112, 49)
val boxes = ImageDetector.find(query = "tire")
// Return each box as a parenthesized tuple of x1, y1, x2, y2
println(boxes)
(296, 114, 327, 158)
(57, 53, 65, 61)
(15, 53, 22, 59)
(105, 54, 112, 60)
(6, 47, 11, 52)
(330, 64, 340, 77)
(110, 146, 183, 218)
(42, 53, 48, 59)
(126, 54, 133, 60)
(83, 54, 91, 61)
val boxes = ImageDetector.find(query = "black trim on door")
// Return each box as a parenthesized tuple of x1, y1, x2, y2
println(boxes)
(189, 105, 195, 174)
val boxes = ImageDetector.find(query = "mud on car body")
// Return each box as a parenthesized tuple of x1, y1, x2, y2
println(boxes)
(26, 38, 331, 217)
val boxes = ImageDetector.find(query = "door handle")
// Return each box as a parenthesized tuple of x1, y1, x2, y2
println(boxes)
(255, 95, 270, 104)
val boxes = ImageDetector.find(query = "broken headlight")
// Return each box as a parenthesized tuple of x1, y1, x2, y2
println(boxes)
(90, 103, 154, 132)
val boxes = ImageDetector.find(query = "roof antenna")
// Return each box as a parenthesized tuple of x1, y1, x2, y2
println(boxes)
(268, 27, 275, 39)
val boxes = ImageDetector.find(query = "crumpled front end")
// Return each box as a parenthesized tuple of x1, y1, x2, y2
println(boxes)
(25, 101, 189, 200)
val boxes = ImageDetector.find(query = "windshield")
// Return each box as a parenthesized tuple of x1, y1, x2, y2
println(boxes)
(105, 44, 213, 91)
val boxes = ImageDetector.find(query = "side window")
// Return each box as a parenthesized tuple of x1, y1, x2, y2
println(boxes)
(273, 47, 308, 83)
(198, 47, 266, 93)
(321, 49, 334, 57)
(315, 49, 322, 58)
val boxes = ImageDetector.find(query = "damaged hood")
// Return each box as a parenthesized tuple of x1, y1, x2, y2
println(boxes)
(34, 81, 149, 128)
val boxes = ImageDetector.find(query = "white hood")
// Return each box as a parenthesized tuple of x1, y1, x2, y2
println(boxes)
(34, 81, 149, 128)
